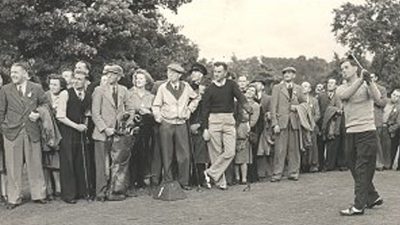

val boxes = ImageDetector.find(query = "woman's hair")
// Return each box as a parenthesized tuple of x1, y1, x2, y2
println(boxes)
(47, 73, 67, 91)
(131, 68, 154, 88)
(247, 83, 258, 100)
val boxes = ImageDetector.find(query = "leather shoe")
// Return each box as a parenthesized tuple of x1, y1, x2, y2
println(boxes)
(270, 177, 280, 182)
(63, 199, 77, 204)
(340, 206, 364, 216)
(181, 185, 192, 191)
(96, 196, 106, 202)
(33, 199, 47, 204)
(217, 185, 228, 191)
(107, 194, 126, 201)
(367, 197, 383, 209)
(6, 203, 19, 210)
(288, 176, 299, 181)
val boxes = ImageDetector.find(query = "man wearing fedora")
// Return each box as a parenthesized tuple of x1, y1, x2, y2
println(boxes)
(92, 64, 129, 201)
(152, 63, 199, 190)
(270, 67, 306, 182)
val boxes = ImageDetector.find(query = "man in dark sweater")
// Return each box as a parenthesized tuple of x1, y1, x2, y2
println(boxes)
(202, 62, 251, 189)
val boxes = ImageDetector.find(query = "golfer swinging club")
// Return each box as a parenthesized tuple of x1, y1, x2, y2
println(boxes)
(336, 55, 384, 216)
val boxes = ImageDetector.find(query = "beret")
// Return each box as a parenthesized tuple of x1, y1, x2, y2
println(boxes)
(190, 63, 207, 75)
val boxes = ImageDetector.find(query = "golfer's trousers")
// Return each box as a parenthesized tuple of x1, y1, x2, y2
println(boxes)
(345, 130, 380, 209)
(205, 113, 236, 187)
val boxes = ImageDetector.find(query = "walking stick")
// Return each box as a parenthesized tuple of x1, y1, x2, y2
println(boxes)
(81, 120, 91, 201)
(186, 121, 202, 192)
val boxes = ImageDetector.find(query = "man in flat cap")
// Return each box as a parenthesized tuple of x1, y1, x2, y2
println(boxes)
(152, 63, 199, 190)
(92, 64, 129, 201)
(270, 67, 306, 182)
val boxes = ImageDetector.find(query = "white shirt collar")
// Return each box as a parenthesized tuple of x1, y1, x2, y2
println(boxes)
(285, 82, 293, 89)
(17, 80, 28, 95)
(213, 78, 226, 87)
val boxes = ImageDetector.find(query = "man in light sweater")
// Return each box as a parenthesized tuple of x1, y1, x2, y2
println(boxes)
(202, 62, 252, 190)
(337, 58, 383, 216)
(152, 63, 199, 190)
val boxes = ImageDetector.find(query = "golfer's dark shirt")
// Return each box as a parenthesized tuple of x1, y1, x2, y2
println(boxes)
(201, 79, 250, 128)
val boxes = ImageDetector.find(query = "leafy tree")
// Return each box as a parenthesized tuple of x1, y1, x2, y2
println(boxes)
(0, 0, 197, 83)
(332, 0, 400, 91)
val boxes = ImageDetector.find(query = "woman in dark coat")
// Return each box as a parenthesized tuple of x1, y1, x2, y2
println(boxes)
(126, 69, 155, 189)
(43, 74, 67, 199)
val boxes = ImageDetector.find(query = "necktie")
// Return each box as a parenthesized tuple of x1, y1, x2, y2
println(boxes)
(329, 92, 334, 99)
(78, 91, 83, 101)
(18, 85, 23, 97)
(113, 86, 118, 106)
(287, 83, 293, 98)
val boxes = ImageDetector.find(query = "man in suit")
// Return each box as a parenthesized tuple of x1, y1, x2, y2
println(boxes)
(0, 62, 49, 209)
(92, 64, 129, 201)
(318, 78, 345, 171)
(370, 74, 388, 170)
(270, 67, 306, 182)
(382, 89, 400, 170)
(300, 81, 321, 172)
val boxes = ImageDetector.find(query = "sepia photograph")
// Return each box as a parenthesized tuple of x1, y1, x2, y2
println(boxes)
(0, 0, 399, 224)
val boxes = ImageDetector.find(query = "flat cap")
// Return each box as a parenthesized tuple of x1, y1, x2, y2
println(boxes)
(190, 63, 207, 75)
(103, 65, 123, 75)
(282, 67, 297, 74)
(167, 63, 185, 74)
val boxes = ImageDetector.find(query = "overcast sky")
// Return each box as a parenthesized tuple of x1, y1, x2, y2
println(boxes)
(162, 0, 365, 62)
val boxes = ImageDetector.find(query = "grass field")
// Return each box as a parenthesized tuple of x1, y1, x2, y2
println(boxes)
(0, 170, 399, 225)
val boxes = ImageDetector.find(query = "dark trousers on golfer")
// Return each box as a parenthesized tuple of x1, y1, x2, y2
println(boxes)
(345, 130, 380, 209)
(159, 121, 190, 186)
(59, 124, 88, 201)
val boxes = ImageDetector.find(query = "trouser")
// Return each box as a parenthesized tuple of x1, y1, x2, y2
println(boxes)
(376, 127, 392, 169)
(159, 121, 190, 186)
(86, 118, 97, 197)
(247, 141, 259, 182)
(345, 131, 380, 209)
(325, 134, 346, 170)
(0, 174, 6, 198)
(317, 134, 325, 170)
(151, 124, 163, 185)
(205, 113, 236, 187)
(130, 127, 153, 187)
(301, 131, 319, 171)
(390, 130, 400, 169)
(4, 130, 46, 204)
(325, 138, 340, 170)
(94, 141, 111, 197)
(60, 140, 87, 201)
(272, 126, 300, 179)
(257, 155, 274, 178)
